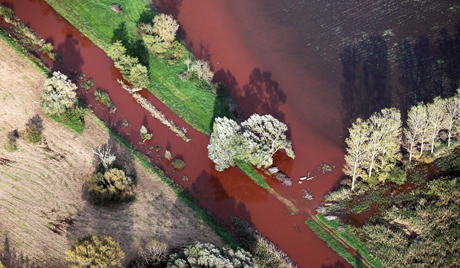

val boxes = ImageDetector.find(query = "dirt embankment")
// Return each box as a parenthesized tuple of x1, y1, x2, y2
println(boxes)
(0, 39, 222, 267)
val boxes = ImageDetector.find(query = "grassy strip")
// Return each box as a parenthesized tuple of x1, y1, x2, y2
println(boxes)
(235, 160, 270, 189)
(306, 220, 362, 267)
(100, 121, 240, 249)
(47, 111, 85, 134)
(0, 28, 50, 77)
(316, 215, 385, 268)
(44, 0, 232, 135)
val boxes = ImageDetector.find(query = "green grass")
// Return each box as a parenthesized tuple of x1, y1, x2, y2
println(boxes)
(45, 0, 232, 135)
(316, 215, 385, 268)
(306, 220, 362, 267)
(235, 160, 271, 189)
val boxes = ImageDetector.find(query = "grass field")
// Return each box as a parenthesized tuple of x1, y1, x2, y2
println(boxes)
(0, 37, 229, 267)
(45, 0, 232, 135)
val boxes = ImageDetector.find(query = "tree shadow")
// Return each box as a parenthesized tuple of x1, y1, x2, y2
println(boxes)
(152, 0, 183, 19)
(340, 36, 391, 129)
(0, 235, 41, 268)
(214, 68, 287, 122)
(396, 23, 460, 119)
(52, 35, 85, 76)
(111, 21, 150, 67)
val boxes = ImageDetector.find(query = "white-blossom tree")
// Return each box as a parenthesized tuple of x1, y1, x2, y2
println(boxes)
(241, 114, 295, 168)
(41, 71, 77, 115)
(207, 117, 242, 171)
(152, 14, 179, 47)
(405, 103, 426, 162)
(207, 114, 295, 171)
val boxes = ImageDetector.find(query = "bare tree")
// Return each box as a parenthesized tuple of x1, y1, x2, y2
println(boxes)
(427, 97, 447, 153)
(94, 144, 116, 170)
(343, 118, 369, 191)
(140, 238, 168, 265)
(444, 91, 460, 147)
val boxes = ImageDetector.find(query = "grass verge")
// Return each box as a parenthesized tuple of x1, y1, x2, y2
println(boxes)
(44, 0, 232, 135)
(305, 220, 362, 267)
(235, 160, 270, 189)
(315, 215, 385, 268)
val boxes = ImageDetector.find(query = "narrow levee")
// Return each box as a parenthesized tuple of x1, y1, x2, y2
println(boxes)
(5, 0, 349, 266)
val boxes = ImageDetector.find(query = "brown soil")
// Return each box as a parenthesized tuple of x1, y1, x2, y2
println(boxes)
(0, 39, 222, 267)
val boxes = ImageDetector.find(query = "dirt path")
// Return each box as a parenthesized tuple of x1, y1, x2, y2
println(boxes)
(0, 38, 223, 267)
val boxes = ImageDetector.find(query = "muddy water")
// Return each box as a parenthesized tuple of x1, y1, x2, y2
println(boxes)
(154, 0, 460, 265)
(4, 0, 355, 266)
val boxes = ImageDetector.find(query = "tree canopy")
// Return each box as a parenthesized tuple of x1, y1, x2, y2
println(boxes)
(41, 71, 77, 115)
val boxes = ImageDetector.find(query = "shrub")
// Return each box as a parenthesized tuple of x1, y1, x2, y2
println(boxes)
(88, 168, 135, 204)
(189, 60, 213, 83)
(140, 125, 153, 143)
(94, 89, 116, 109)
(166, 41, 185, 62)
(41, 42, 55, 60)
(164, 150, 172, 160)
(171, 159, 185, 170)
(0, 4, 14, 23)
(80, 78, 94, 90)
(41, 71, 77, 116)
(94, 144, 116, 171)
(129, 64, 149, 88)
(6, 129, 19, 151)
(66, 235, 125, 268)
(24, 114, 44, 144)
(143, 34, 168, 54)
(386, 166, 407, 185)
(107, 41, 149, 87)
(166, 242, 253, 268)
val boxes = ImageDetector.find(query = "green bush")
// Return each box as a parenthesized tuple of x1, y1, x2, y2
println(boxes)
(6, 129, 19, 151)
(386, 166, 407, 185)
(66, 235, 125, 268)
(0, 4, 14, 22)
(166, 41, 185, 62)
(88, 168, 135, 204)
(80, 78, 94, 90)
(171, 159, 185, 170)
(24, 114, 44, 144)
(94, 89, 116, 109)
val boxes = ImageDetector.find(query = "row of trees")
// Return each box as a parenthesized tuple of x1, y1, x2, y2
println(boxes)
(208, 114, 295, 171)
(344, 91, 460, 190)
(65, 235, 254, 268)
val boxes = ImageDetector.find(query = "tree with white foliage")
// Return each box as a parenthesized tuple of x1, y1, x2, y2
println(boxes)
(166, 242, 254, 268)
(427, 97, 447, 153)
(208, 114, 295, 171)
(343, 118, 369, 191)
(444, 90, 460, 147)
(41, 71, 77, 115)
(94, 144, 116, 171)
(241, 114, 295, 168)
(207, 117, 242, 171)
(152, 14, 179, 47)
(405, 103, 426, 162)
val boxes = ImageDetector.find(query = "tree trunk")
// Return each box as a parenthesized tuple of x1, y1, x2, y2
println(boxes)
(368, 150, 376, 178)
(409, 142, 414, 162)
(352, 162, 358, 191)
(448, 129, 452, 147)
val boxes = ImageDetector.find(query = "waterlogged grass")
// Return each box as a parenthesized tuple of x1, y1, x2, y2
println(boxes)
(316, 215, 385, 268)
(235, 160, 270, 189)
(306, 220, 361, 267)
(44, 0, 232, 135)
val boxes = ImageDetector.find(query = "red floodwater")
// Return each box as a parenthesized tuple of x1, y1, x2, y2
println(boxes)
(5, 0, 350, 267)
